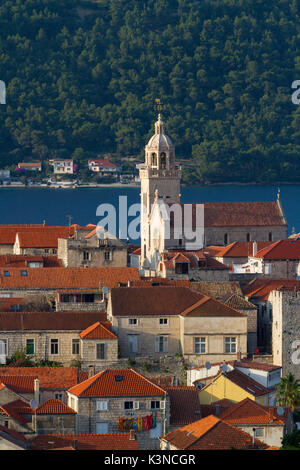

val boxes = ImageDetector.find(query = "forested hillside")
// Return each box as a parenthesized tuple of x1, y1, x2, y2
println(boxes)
(1, 0, 300, 184)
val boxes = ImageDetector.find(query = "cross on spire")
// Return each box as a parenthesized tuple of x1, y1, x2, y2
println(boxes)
(155, 98, 163, 119)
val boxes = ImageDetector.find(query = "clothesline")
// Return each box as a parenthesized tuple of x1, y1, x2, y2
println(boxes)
(118, 413, 157, 432)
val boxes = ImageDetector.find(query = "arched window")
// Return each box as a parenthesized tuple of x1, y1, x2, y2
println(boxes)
(160, 152, 166, 169)
(151, 153, 157, 167)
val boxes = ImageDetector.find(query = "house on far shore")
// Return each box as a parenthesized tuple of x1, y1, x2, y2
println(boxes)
(88, 157, 121, 177)
(17, 162, 41, 172)
(52, 159, 74, 174)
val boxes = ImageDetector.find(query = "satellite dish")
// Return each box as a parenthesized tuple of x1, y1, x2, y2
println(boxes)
(220, 364, 228, 373)
(205, 361, 211, 370)
(102, 286, 109, 295)
(30, 399, 38, 410)
(277, 406, 285, 416)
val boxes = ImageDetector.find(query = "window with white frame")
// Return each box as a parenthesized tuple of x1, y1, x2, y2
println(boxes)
(159, 318, 168, 326)
(194, 337, 206, 354)
(96, 400, 108, 411)
(225, 337, 236, 353)
(128, 318, 137, 326)
(124, 401, 139, 410)
(150, 401, 160, 410)
(255, 428, 264, 437)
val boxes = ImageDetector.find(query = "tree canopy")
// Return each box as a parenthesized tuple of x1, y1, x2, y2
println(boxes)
(1, 0, 300, 184)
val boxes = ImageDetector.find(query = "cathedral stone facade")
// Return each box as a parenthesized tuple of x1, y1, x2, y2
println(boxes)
(138, 115, 288, 273)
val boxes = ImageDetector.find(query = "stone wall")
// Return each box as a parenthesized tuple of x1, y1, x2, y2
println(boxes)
(0, 330, 118, 368)
(56, 301, 106, 312)
(69, 393, 170, 450)
(271, 289, 300, 378)
(204, 225, 287, 246)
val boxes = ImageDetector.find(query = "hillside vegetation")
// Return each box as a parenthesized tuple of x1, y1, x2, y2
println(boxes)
(1, 0, 300, 184)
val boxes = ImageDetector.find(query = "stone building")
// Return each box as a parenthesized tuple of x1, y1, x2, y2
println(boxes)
(0, 398, 76, 438)
(243, 278, 300, 353)
(67, 368, 169, 450)
(138, 114, 288, 275)
(57, 225, 128, 268)
(246, 239, 300, 278)
(107, 286, 248, 366)
(271, 288, 300, 379)
(0, 312, 118, 370)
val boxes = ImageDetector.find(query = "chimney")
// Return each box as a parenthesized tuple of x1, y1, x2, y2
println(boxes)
(129, 430, 136, 441)
(34, 378, 40, 406)
(237, 349, 242, 361)
(88, 365, 95, 378)
(252, 241, 257, 257)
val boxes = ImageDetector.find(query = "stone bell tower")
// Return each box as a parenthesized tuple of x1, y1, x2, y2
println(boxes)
(138, 113, 181, 268)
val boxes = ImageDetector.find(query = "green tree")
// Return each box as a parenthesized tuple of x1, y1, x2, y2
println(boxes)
(275, 373, 300, 411)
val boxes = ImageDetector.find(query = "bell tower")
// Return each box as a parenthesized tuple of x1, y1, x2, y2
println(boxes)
(138, 108, 181, 268)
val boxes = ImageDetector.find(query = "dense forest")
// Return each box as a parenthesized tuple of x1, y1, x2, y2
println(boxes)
(1, 0, 300, 184)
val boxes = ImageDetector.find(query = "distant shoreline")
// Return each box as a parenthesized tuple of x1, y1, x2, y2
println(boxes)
(1, 181, 300, 189)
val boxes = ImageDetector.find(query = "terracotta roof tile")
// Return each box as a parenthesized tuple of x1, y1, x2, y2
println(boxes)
(111, 287, 244, 318)
(219, 398, 289, 425)
(0, 255, 62, 268)
(166, 386, 201, 425)
(223, 370, 270, 397)
(254, 239, 300, 260)
(68, 369, 167, 397)
(0, 367, 88, 390)
(0, 312, 108, 331)
(29, 433, 138, 450)
(242, 278, 300, 301)
(0, 375, 35, 394)
(35, 399, 76, 415)
(189, 281, 242, 299)
(0, 399, 32, 424)
(206, 242, 272, 258)
(0, 267, 140, 289)
(80, 322, 117, 340)
(161, 415, 268, 450)
(0, 424, 28, 446)
(234, 360, 281, 372)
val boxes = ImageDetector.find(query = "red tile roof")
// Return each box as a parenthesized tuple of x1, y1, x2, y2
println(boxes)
(80, 322, 117, 340)
(161, 415, 268, 450)
(0, 267, 140, 289)
(0, 312, 108, 331)
(202, 202, 286, 227)
(68, 369, 166, 398)
(29, 433, 138, 450)
(223, 370, 270, 397)
(0, 224, 94, 246)
(110, 287, 245, 318)
(0, 367, 88, 390)
(206, 241, 272, 258)
(0, 424, 28, 447)
(0, 255, 62, 268)
(163, 249, 230, 271)
(253, 239, 300, 260)
(234, 360, 281, 372)
(166, 386, 201, 425)
(35, 399, 76, 415)
(242, 278, 300, 301)
(0, 399, 32, 424)
(0, 375, 36, 394)
(219, 398, 289, 425)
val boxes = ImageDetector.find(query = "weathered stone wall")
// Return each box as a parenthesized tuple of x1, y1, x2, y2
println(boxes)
(56, 301, 106, 312)
(204, 226, 287, 246)
(0, 330, 118, 368)
(271, 290, 300, 379)
(70, 393, 170, 450)
(35, 414, 76, 435)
